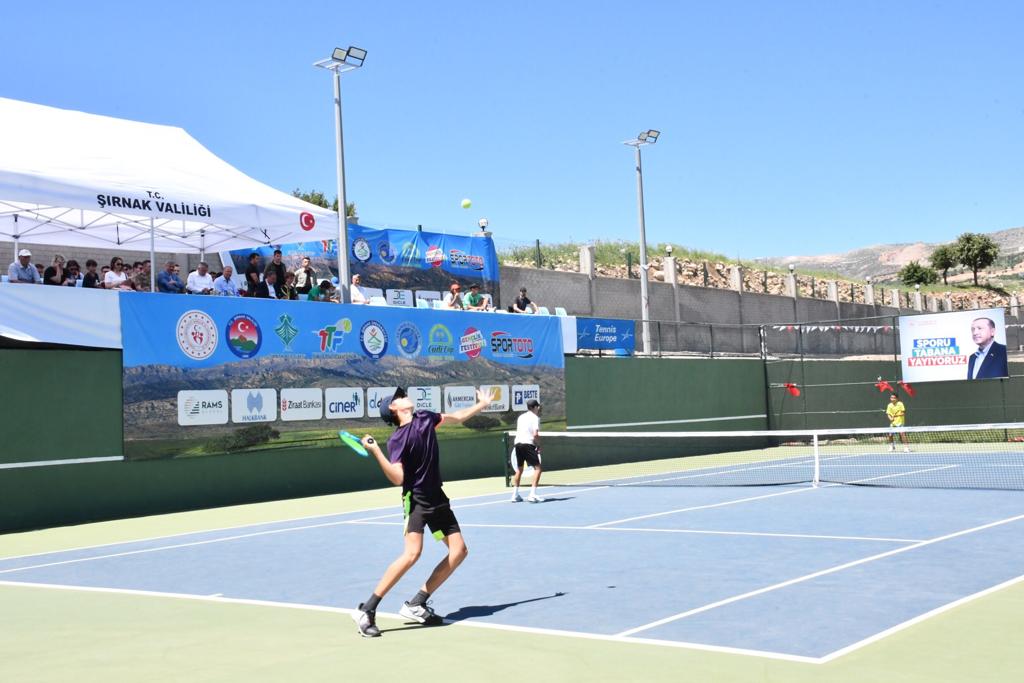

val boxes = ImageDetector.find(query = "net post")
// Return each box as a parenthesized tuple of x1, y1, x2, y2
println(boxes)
(812, 432, 820, 487)
(502, 431, 511, 487)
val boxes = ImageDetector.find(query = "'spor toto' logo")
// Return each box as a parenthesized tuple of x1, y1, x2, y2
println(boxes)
(176, 310, 218, 360)
(299, 211, 316, 231)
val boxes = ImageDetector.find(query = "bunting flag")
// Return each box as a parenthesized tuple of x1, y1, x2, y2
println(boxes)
(874, 379, 895, 393)
(783, 382, 801, 397)
(898, 381, 916, 398)
(771, 325, 894, 334)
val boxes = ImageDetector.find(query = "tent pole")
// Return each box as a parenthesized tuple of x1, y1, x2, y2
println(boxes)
(12, 214, 18, 256)
(200, 229, 206, 262)
(149, 217, 156, 292)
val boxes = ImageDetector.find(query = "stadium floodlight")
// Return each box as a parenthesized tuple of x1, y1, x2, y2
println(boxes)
(623, 129, 661, 354)
(478, 218, 489, 231)
(314, 45, 367, 303)
(665, 244, 673, 256)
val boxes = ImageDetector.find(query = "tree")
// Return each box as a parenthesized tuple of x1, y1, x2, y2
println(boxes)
(953, 232, 999, 286)
(929, 244, 957, 285)
(291, 189, 357, 218)
(898, 260, 938, 286)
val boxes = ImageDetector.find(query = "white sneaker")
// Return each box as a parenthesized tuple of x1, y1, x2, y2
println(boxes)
(527, 494, 543, 503)
(510, 493, 522, 502)
(903, 446, 910, 453)
(888, 444, 895, 452)
(399, 601, 443, 625)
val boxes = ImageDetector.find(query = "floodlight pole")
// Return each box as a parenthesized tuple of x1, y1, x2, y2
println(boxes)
(625, 131, 658, 354)
(315, 48, 364, 303)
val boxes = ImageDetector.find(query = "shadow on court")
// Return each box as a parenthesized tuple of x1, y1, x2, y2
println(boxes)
(444, 591, 567, 621)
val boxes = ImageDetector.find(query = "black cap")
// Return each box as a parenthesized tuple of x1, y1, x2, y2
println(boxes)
(526, 399, 541, 410)
(379, 387, 407, 426)
(470, 283, 479, 289)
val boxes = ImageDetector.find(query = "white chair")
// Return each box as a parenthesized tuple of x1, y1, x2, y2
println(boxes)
(431, 300, 446, 310)
(368, 296, 388, 306)
(416, 299, 430, 309)
(554, 307, 568, 316)
(537, 306, 551, 315)
(481, 293, 495, 311)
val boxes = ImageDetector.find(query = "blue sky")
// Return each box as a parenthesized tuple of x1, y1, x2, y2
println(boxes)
(1, 1, 1021, 259)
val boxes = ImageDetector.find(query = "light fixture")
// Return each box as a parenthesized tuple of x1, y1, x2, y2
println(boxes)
(788, 264, 795, 272)
(478, 218, 489, 231)
(665, 244, 673, 256)
(866, 276, 872, 284)
(330, 46, 367, 67)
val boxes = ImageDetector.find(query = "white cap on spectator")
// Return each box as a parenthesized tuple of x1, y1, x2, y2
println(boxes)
(18, 248, 32, 257)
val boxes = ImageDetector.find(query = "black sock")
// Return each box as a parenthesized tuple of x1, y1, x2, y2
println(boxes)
(408, 590, 430, 607)
(363, 594, 382, 612)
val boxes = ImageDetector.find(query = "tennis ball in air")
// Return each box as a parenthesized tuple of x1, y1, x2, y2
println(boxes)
(461, 198, 472, 209)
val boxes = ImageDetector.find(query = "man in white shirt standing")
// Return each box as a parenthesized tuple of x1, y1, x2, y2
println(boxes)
(186, 261, 215, 295)
(511, 399, 543, 502)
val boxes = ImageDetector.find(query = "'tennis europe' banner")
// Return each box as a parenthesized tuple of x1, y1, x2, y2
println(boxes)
(120, 293, 562, 459)
(220, 224, 500, 300)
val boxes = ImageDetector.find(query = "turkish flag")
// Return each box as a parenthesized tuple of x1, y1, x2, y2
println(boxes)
(875, 380, 894, 393)
(898, 381, 916, 398)
(784, 383, 801, 397)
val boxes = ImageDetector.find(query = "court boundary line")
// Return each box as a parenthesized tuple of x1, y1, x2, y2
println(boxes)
(567, 414, 767, 430)
(0, 455, 124, 470)
(0, 578, 820, 664)
(615, 511, 1024, 637)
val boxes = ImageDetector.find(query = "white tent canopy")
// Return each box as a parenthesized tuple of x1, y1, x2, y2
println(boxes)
(0, 97, 339, 254)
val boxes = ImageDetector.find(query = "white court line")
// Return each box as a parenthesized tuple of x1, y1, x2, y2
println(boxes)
(0, 579, 818, 664)
(588, 486, 815, 528)
(567, 414, 767, 431)
(350, 520, 922, 543)
(616, 511, 1024, 637)
(817, 572, 1024, 662)
(0, 455, 124, 470)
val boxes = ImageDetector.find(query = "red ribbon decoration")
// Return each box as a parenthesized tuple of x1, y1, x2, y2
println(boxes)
(875, 379, 894, 393)
(898, 381, 916, 398)
(783, 383, 801, 397)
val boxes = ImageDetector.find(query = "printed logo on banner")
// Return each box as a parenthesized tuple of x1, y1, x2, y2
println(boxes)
(352, 237, 372, 263)
(445, 386, 477, 410)
(399, 241, 421, 264)
(275, 314, 300, 351)
(426, 245, 444, 268)
(489, 331, 534, 359)
(459, 327, 485, 359)
(315, 318, 352, 353)
(226, 314, 262, 359)
(299, 211, 316, 231)
(325, 388, 364, 419)
(378, 240, 397, 264)
(427, 324, 454, 358)
(360, 320, 389, 359)
(177, 390, 229, 426)
(480, 384, 510, 412)
(409, 386, 442, 412)
(280, 388, 323, 421)
(448, 249, 485, 271)
(395, 322, 422, 359)
(231, 388, 277, 423)
(512, 384, 541, 411)
(176, 310, 218, 360)
(367, 386, 398, 416)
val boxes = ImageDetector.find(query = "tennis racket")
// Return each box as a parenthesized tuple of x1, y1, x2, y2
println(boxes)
(338, 430, 371, 457)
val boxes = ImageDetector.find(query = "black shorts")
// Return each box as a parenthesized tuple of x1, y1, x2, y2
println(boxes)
(512, 443, 541, 471)
(403, 490, 461, 540)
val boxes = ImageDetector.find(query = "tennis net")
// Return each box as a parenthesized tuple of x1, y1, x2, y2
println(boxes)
(504, 422, 1024, 490)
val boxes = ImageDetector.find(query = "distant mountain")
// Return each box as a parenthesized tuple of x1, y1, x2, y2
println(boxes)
(768, 226, 1024, 281)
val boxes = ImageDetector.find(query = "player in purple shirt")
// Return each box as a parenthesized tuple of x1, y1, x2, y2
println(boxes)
(353, 386, 496, 638)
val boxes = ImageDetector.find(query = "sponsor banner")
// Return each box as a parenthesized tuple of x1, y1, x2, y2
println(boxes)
(219, 224, 500, 302)
(280, 388, 323, 421)
(445, 385, 478, 411)
(178, 390, 229, 426)
(480, 384, 510, 413)
(511, 384, 541, 411)
(231, 388, 277, 423)
(576, 317, 636, 353)
(387, 289, 414, 307)
(367, 386, 399, 418)
(899, 308, 1009, 383)
(325, 387, 365, 419)
(119, 293, 564, 458)
(409, 385, 442, 412)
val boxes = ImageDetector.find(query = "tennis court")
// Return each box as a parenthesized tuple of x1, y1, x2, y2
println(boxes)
(3, 430, 1024, 682)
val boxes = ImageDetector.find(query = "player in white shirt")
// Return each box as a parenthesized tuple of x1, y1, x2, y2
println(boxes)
(511, 399, 543, 502)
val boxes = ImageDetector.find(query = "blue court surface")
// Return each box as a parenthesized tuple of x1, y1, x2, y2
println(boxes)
(2, 479, 1023, 662)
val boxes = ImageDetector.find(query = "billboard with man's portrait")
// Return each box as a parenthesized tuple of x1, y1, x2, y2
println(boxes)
(899, 308, 1009, 383)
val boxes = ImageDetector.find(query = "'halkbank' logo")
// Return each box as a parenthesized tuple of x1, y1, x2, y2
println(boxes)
(176, 310, 218, 360)
(490, 331, 534, 358)
(427, 324, 454, 358)
(226, 314, 262, 359)
(352, 237, 372, 262)
(395, 321, 422, 359)
(459, 327, 485, 359)
(360, 320, 389, 359)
